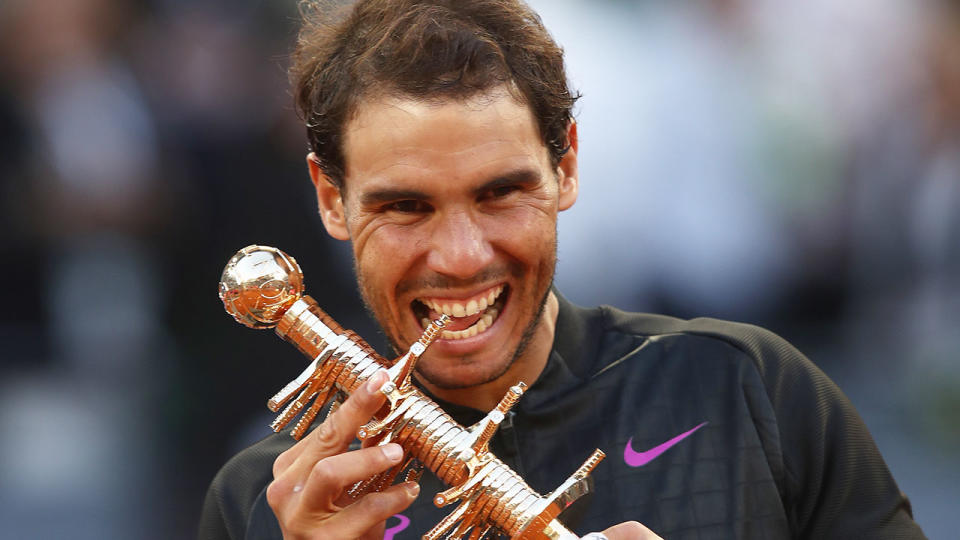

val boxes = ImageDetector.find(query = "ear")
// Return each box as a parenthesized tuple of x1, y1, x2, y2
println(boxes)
(556, 121, 579, 211)
(307, 153, 350, 240)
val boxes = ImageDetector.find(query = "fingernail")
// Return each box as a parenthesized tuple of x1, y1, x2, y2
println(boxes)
(366, 370, 387, 393)
(404, 481, 420, 498)
(381, 443, 403, 462)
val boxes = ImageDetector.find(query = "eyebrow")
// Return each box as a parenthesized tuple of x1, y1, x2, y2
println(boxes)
(358, 167, 543, 207)
(359, 188, 429, 207)
(472, 168, 542, 196)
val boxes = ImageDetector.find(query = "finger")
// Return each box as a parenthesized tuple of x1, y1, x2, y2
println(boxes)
(601, 521, 662, 540)
(321, 481, 421, 539)
(275, 369, 390, 473)
(328, 368, 391, 441)
(300, 443, 406, 509)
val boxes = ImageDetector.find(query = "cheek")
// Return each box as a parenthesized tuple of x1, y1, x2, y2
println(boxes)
(485, 210, 557, 261)
(352, 224, 424, 303)
(350, 215, 400, 273)
(354, 239, 397, 295)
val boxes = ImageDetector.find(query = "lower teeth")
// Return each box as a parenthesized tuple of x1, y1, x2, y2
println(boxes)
(422, 309, 499, 340)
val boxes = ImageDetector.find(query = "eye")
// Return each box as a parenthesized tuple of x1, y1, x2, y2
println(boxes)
(383, 200, 431, 213)
(480, 184, 520, 200)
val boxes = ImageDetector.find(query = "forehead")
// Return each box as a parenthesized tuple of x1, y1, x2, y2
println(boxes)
(340, 89, 549, 191)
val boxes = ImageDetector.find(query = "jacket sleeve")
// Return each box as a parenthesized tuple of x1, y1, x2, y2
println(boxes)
(197, 433, 289, 540)
(198, 474, 237, 540)
(720, 322, 926, 540)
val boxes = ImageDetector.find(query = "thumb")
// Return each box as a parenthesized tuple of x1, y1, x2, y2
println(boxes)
(599, 521, 662, 540)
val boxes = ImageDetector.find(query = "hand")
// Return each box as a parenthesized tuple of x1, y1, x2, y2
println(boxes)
(593, 521, 663, 539)
(266, 370, 420, 539)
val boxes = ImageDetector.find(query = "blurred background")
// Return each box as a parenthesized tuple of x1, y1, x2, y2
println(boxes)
(0, 0, 956, 538)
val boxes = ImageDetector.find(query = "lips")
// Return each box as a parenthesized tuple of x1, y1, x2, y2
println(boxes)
(414, 284, 507, 340)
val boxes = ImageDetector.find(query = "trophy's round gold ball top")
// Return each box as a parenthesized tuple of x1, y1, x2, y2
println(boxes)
(219, 245, 304, 328)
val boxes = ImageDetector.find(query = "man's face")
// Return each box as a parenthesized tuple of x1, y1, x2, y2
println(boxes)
(310, 89, 578, 390)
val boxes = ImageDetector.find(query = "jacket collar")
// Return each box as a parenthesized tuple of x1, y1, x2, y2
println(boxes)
(418, 289, 605, 419)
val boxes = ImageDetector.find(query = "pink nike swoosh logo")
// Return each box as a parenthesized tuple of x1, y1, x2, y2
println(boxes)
(384, 514, 410, 540)
(624, 422, 708, 467)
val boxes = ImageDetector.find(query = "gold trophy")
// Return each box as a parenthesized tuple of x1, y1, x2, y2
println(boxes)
(219, 245, 603, 540)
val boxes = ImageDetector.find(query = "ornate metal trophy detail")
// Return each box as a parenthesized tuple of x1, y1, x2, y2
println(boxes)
(219, 245, 603, 540)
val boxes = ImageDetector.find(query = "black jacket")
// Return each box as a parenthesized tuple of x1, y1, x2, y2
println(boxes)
(199, 294, 925, 539)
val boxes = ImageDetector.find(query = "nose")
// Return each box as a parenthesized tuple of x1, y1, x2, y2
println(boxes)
(426, 210, 494, 279)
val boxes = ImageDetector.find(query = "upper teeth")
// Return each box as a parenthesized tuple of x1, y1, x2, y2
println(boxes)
(420, 285, 504, 318)
(423, 309, 499, 340)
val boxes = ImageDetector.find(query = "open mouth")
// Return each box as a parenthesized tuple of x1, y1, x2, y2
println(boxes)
(413, 284, 508, 340)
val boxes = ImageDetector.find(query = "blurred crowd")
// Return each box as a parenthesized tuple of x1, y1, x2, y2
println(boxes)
(0, 0, 956, 538)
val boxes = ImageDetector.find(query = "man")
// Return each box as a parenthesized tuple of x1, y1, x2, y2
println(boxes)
(200, 1, 925, 538)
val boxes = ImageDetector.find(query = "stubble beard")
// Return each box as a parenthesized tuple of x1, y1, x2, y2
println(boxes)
(415, 282, 552, 390)
(354, 253, 557, 392)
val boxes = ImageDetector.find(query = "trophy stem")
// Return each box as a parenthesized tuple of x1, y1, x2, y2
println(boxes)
(220, 245, 602, 539)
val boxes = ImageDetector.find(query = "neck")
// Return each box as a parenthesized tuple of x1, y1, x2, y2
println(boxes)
(417, 291, 559, 412)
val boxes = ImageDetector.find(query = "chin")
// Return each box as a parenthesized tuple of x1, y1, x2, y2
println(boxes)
(414, 353, 516, 391)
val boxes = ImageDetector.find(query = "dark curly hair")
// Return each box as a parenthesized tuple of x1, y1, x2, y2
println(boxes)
(290, 0, 579, 189)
